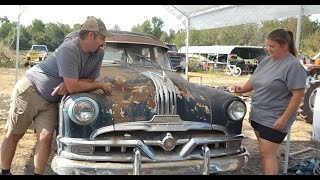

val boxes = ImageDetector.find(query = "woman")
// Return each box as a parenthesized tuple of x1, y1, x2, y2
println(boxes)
(233, 29, 307, 175)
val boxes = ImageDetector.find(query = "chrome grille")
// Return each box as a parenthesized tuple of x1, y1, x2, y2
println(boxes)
(141, 71, 177, 115)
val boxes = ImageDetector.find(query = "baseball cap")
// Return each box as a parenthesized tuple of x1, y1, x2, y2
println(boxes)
(81, 16, 113, 37)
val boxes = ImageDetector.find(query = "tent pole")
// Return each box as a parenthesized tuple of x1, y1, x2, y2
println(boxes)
(15, 5, 22, 83)
(283, 128, 291, 174)
(295, 5, 303, 52)
(283, 5, 303, 174)
(185, 18, 190, 80)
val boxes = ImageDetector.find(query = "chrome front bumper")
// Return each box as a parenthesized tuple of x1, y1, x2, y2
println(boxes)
(51, 147, 249, 175)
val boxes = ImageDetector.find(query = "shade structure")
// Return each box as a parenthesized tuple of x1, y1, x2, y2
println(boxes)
(162, 5, 320, 174)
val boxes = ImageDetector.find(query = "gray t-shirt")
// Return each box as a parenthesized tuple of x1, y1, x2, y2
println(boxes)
(249, 53, 307, 133)
(26, 37, 104, 103)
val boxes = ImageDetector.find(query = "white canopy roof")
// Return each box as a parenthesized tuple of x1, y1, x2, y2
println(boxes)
(179, 45, 264, 55)
(162, 5, 320, 30)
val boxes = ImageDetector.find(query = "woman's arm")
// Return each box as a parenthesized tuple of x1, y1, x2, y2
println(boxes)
(304, 64, 320, 71)
(272, 88, 305, 130)
(233, 79, 253, 93)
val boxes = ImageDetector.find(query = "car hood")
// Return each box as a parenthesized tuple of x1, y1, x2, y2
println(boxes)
(97, 66, 211, 124)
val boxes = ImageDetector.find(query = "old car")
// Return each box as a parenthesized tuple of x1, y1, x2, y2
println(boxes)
(25, 45, 48, 67)
(51, 30, 249, 175)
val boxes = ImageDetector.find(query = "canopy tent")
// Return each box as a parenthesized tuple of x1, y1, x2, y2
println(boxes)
(162, 5, 320, 30)
(179, 45, 264, 55)
(162, 5, 320, 174)
(162, 5, 320, 78)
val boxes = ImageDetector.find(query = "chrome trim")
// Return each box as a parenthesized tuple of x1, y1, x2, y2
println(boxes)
(90, 126, 114, 139)
(141, 71, 177, 115)
(202, 145, 210, 175)
(58, 137, 156, 160)
(57, 134, 243, 162)
(212, 124, 229, 136)
(90, 116, 214, 139)
(51, 148, 249, 175)
(161, 133, 176, 151)
(133, 148, 141, 175)
(180, 134, 245, 158)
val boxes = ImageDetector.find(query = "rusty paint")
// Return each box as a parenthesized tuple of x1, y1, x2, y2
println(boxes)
(98, 67, 157, 123)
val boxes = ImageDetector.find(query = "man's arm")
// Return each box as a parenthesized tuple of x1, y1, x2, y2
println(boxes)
(63, 77, 111, 94)
(79, 78, 95, 82)
(51, 78, 112, 96)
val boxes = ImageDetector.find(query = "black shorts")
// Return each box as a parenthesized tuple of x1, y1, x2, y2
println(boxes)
(250, 120, 287, 144)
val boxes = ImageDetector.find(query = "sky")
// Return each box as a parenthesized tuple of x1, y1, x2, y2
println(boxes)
(0, 5, 320, 33)
(0, 5, 186, 32)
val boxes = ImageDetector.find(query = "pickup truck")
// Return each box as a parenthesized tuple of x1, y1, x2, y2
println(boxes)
(166, 44, 186, 71)
(25, 45, 48, 67)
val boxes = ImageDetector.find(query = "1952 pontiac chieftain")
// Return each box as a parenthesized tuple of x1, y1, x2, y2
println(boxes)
(51, 30, 249, 175)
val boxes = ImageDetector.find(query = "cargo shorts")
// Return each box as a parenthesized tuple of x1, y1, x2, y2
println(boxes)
(5, 76, 58, 134)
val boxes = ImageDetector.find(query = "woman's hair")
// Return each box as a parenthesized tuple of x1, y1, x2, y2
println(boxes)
(267, 29, 297, 57)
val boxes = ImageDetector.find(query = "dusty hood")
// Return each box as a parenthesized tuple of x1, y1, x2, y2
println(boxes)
(98, 66, 211, 124)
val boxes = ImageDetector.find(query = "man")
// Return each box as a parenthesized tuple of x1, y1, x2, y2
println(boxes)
(1, 16, 113, 175)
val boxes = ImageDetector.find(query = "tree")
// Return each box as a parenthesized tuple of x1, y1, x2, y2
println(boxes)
(0, 16, 9, 24)
(72, 24, 81, 31)
(112, 24, 121, 31)
(131, 20, 152, 35)
(150, 17, 164, 38)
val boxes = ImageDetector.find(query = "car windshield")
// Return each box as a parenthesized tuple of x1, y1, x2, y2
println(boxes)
(103, 43, 171, 69)
(32, 45, 47, 52)
(167, 45, 178, 52)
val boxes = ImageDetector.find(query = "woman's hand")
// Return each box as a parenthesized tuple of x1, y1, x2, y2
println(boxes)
(303, 64, 313, 71)
(272, 116, 287, 131)
(231, 86, 243, 93)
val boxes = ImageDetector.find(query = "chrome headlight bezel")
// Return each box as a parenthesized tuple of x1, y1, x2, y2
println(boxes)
(227, 100, 246, 121)
(67, 97, 99, 125)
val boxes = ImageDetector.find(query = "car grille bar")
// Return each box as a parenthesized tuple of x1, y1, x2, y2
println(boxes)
(57, 134, 244, 162)
(133, 148, 141, 175)
(141, 71, 177, 115)
(180, 134, 244, 158)
(202, 145, 211, 175)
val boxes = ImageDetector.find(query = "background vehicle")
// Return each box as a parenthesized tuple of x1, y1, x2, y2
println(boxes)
(51, 30, 249, 175)
(166, 44, 186, 71)
(25, 45, 48, 67)
(299, 54, 320, 124)
(179, 45, 269, 75)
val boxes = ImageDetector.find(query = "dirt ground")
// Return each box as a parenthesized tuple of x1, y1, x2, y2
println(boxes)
(0, 67, 319, 175)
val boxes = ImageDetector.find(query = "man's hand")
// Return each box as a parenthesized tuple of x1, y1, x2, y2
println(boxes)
(101, 82, 113, 95)
(51, 82, 70, 96)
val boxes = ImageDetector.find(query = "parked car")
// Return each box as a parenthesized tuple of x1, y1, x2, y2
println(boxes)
(25, 45, 48, 67)
(51, 30, 249, 175)
(166, 44, 186, 71)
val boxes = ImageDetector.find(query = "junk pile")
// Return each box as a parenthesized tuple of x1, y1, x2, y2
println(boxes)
(287, 157, 320, 175)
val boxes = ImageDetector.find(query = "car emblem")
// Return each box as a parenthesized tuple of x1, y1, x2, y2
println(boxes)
(162, 133, 176, 151)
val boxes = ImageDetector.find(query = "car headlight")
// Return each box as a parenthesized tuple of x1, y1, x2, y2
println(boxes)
(68, 97, 99, 125)
(227, 100, 246, 121)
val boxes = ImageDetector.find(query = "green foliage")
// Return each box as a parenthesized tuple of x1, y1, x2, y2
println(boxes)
(1, 15, 320, 67)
